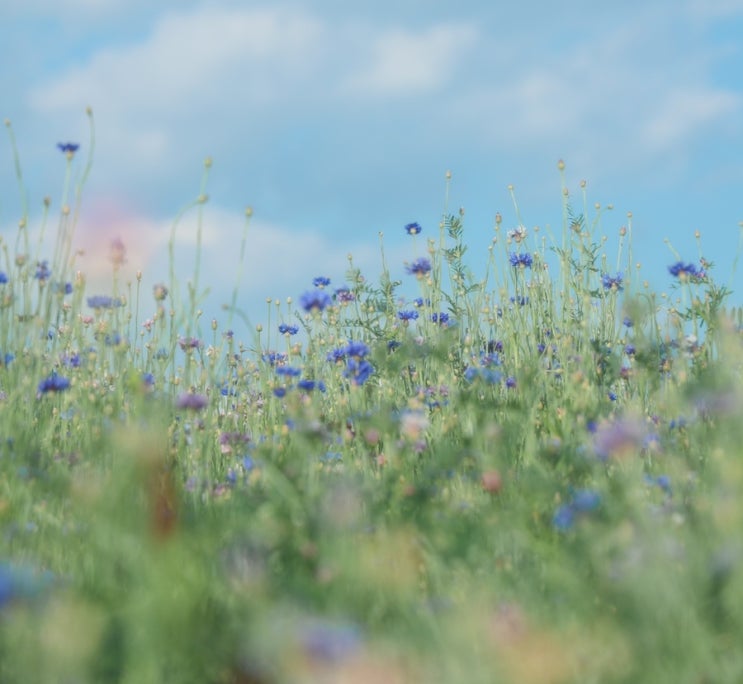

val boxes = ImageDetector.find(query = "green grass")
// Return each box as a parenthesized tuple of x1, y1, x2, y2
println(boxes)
(1, 112, 743, 683)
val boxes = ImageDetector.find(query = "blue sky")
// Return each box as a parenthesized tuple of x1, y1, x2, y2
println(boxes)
(2, 0, 742, 339)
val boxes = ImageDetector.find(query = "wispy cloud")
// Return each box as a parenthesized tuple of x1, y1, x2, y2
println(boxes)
(342, 24, 478, 96)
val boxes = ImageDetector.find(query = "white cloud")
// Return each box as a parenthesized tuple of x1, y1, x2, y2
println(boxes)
(641, 89, 741, 151)
(344, 24, 478, 96)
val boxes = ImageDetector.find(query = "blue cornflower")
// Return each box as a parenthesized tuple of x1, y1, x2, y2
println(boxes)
(262, 351, 288, 366)
(505, 376, 517, 389)
(624, 344, 636, 356)
(668, 261, 705, 281)
(37, 373, 71, 394)
(300, 289, 332, 312)
(601, 272, 624, 291)
(57, 142, 79, 154)
(35, 261, 51, 281)
(175, 393, 208, 411)
(431, 312, 450, 325)
(312, 276, 331, 288)
(398, 310, 419, 321)
(61, 353, 81, 368)
(334, 287, 355, 303)
(273, 386, 287, 398)
(413, 297, 427, 308)
(344, 358, 374, 386)
(510, 295, 529, 306)
(509, 252, 533, 269)
(404, 222, 422, 235)
(552, 505, 575, 531)
(276, 366, 302, 377)
(623, 316, 633, 328)
(298, 379, 326, 392)
(326, 347, 347, 363)
(0, 272, 7, 284)
(571, 489, 601, 512)
(405, 257, 432, 277)
(344, 340, 370, 358)
(278, 323, 299, 335)
(87, 295, 122, 309)
(2, 352, 15, 366)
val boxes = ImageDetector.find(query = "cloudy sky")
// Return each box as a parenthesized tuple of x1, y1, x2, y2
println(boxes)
(1, 0, 742, 339)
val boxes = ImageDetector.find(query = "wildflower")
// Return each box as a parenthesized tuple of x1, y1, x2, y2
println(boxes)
(326, 347, 347, 363)
(298, 379, 326, 392)
(553, 489, 601, 531)
(0, 272, 7, 284)
(624, 344, 636, 356)
(109, 237, 126, 266)
(398, 310, 419, 321)
(668, 261, 705, 281)
(35, 260, 51, 281)
(2, 353, 14, 366)
(510, 295, 529, 306)
(61, 353, 81, 368)
(278, 323, 299, 335)
(593, 417, 646, 460)
(263, 351, 287, 366)
(601, 272, 624, 291)
(431, 312, 450, 325)
(413, 297, 427, 308)
(273, 386, 287, 398)
(405, 257, 432, 277)
(334, 287, 355, 303)
(298, 619, 363, 662)
(57, 142, 79, 155)
(276, 366, 302, 377)
(300, 289, 332, 312)
(37, 373, 71, 394)
(344, 340, 370, 358)
(153, 283, 169, 301)
(178, 336, 202, 351)
(344, 358, 374, 386)
(505, 376, 517, 389)
(404, 222, 422, 235)
(509, 252, 533, 269)
(507, 225, 528, 242)
(312, 276, 331, 288)
(87, 295, 122, 309)
(175, 393, 208, 411)
(623, 316, 633, 328)
(571, 489, 601, 512)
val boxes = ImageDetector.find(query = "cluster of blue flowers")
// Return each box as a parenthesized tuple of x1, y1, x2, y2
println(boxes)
(668, 261, 706, 281)
(326, 340, 374, 386)
(553, 489, 601, 531)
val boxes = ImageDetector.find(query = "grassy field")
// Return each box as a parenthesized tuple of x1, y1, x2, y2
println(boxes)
(1, 115, 743, 683)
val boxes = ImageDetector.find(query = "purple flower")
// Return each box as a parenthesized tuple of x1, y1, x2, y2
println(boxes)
(37, 374, 71, 394)
(178, 336, 202, 351)
(300, 289, 332, 312)
(668, 261, 705, 281)
(0, 272, 7, 284)
(312, 276, 331, 288)
(593, 417, 646, 460)
(276, 366, 302, 377)
(431, 312, 450, 325)
(298, 379, 326, 392)
(176, 393, 208, 410)
(404, 222, 422, 235)
(35, 260, 51, 281)
(273, 386, 287, 398)
(398, 310, 419, 321)
(344, 358, 374, 386)
(278, 323, 299, 335)
(87, 295, 122, 309)
(509, 252, 533, 269)
(57, 142, 79, 154)
(344, 340, 370, 358)
(405, 257, 432, 277)
(601, 272, 624, 291)
(505, 376, 517, 389)
(263, 351, 288, 366)
(334, 287, 355, 303)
